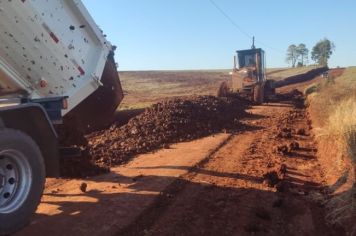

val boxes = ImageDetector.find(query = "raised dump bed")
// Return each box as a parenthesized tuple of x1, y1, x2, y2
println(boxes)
(0, 0, 123, 117)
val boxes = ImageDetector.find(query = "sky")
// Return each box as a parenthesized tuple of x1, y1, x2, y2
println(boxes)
(82, 0, 356, 71)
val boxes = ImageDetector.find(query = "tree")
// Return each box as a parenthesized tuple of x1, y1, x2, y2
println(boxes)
(296, 43, 309, 66)
(311, 38, 335, 66)
(286, 44, 298, 67)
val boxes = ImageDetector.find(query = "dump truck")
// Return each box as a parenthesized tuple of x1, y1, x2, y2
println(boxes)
(218, 40, 274, 103)
(0, 0, 123, 234)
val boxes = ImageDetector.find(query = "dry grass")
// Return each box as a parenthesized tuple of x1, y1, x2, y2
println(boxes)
(118, 67, 320, 109)
(119, 70, 231, 109)
(268, 65, 321, 81)
(307, 67, 356, 231)
(323, 99, 356, 229)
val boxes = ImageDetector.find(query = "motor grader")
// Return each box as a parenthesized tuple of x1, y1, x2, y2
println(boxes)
(218, 44, 274, 103)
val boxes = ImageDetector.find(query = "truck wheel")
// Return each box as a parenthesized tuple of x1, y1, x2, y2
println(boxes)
(0, 129, 45, 235)
(253, 84, 264, 104)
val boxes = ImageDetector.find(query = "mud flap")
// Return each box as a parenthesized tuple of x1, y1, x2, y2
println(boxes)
(62, 52, 124, 134)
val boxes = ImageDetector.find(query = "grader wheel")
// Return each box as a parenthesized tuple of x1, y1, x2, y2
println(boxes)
(217, 81, 229, 97)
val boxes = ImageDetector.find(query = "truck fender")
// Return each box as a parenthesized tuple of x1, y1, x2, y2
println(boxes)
(0, 103, 59, 177)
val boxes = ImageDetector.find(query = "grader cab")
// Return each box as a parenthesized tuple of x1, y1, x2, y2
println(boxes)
(217, 43, 275, 103)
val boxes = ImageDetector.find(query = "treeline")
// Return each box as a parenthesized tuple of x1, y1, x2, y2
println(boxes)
(286, 38, 335, 67)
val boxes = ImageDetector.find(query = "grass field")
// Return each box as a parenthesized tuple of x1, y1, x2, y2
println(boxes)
(118, 67, 321, 109)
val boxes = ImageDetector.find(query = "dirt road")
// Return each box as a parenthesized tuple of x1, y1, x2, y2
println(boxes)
(120, 97, 341, 235)
(18, 74, 343, 235)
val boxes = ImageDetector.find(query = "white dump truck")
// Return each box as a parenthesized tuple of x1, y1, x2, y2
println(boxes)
(0, 0, 124, 234)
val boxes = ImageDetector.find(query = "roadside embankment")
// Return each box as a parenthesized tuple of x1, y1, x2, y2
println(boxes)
(274, 67, 328, 88)
(306, 67, 356, 234)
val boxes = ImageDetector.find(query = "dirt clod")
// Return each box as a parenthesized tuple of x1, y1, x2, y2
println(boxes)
(263, 171, 281, 187)
(289, 141, 300, 151)
(80, 182, 87, 193)
(277, 129, 292, 139)
(275, 145, 290, 155)
(296, 128, 306, 136)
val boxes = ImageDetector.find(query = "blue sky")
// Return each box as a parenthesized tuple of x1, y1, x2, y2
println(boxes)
(82, 0, 356, 71)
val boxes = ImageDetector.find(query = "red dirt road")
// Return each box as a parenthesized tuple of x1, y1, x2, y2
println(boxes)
(119, 101, 340, 236)
(17, 71, 344, 235)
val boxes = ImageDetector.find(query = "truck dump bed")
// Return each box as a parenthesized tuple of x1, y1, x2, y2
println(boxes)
(0, 0, 119, 115)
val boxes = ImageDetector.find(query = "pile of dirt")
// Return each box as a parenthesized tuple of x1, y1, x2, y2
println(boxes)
(61, 95, 248, 177)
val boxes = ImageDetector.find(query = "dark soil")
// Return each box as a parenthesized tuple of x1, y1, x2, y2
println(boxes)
(60, 95, 249, 177)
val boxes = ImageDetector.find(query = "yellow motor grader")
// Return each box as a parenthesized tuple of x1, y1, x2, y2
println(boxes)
(218, 43, 275, 103)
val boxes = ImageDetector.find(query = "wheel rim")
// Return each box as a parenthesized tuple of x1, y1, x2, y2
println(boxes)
(0, 149, 32, 214)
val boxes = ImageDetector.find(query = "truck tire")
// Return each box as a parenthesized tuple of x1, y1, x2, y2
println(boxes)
(0, 129, 45, 235)
(253, 84, 264, 104)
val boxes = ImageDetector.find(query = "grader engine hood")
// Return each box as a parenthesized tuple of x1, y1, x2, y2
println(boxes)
(232, 67, 258, 92)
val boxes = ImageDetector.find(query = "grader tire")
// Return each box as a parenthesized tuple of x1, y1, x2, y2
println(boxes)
(217, 81, 229, 97)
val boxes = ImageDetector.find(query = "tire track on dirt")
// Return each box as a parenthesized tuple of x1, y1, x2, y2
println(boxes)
(116, 133, 243, 235)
